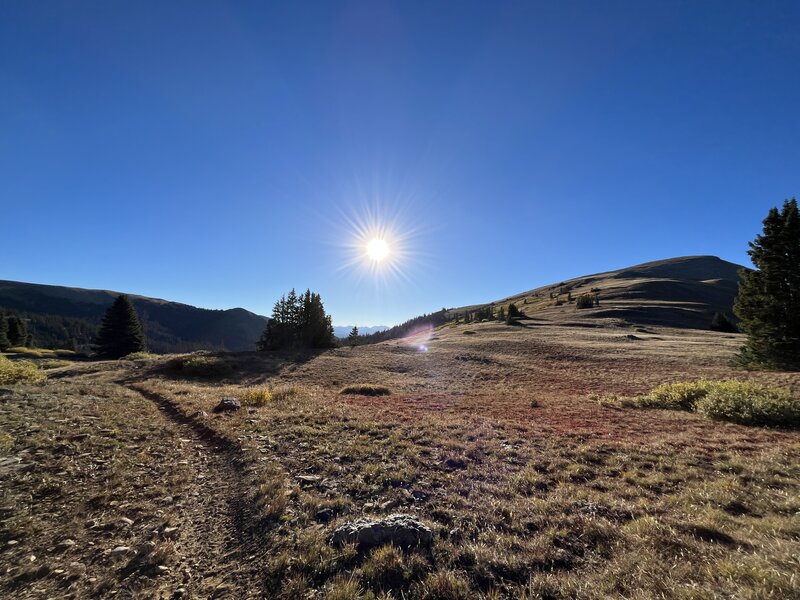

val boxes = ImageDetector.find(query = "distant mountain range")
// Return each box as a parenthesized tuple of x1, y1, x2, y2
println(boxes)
(1, 256, 746, 353)
(333, 325, 389, 338)
(0, 280, 268, 353)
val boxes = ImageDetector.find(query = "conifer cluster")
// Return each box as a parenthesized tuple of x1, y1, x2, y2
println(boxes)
(256, 289, 336, 350)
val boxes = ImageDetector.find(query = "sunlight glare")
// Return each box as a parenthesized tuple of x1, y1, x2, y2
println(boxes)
(367, 238, 390, 262)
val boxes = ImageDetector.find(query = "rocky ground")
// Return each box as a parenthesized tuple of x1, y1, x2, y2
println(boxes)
(1, 320, 799, 598)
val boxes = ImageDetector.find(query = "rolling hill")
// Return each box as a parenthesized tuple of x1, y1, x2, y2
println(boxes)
(460, 255, 746, 329)
(0, 280, 268, 353)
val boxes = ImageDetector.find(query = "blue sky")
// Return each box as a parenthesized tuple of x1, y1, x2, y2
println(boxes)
(2, 1, 798, 326)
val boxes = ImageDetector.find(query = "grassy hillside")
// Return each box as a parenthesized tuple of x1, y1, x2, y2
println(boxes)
(0, 280, 268, 353)
(454, 255, 745, 330)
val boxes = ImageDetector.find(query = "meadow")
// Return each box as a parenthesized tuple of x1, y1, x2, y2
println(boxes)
(1, 320, 798, 599)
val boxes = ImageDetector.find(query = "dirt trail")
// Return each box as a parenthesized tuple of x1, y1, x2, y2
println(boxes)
(124, 384, 267, 599)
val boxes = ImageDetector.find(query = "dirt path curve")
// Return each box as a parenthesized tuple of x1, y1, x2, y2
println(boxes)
(125, 384, 267, 599)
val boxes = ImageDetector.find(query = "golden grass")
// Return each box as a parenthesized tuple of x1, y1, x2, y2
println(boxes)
(339, 383, 392, 396)
(0, 355, 46, 384)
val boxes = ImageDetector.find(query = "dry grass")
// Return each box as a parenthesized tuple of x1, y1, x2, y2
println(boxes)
(3, 321, 799, 598)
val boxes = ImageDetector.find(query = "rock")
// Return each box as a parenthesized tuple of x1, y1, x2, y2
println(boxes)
(111, 546, 131, 556)
(411, 490, 428, 501)
(162, 527, 179, 540)
(156, 565, 170, 575)
(213, 398, 241, 413)
(315, 508, 335, 523)
(7, 540, 19, 546)
(297, 475, 321, 487)
(191, 410, 209, 419)
(330, 514, 433, 552)
(173, 587, 187, 598)
(120, 517, 134, 526)
(56, 539, 76, 552)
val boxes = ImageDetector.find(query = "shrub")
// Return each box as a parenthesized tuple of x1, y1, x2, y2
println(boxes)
(179, 356, 234, 379)
(240, 386, 273, 406)
(576, 294, 595, 309)
(0, 356, 46, 385)
(636, 379, 799, 428)
(636, 380, 715, 411)
(462, 330, 476, 335)
(696, 381, 799, 427)
(710, 312, 738, 333)
(7, 347, 44, 358)
(340, 384, 391, 396)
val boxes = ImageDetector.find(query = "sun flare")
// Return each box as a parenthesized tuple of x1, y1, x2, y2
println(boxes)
(366, 238, 390, 262)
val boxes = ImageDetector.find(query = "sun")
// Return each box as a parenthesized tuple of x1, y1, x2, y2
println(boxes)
(366, 238, 390, 262)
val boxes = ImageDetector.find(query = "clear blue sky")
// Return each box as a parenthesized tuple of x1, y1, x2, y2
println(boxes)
(2, 1, 798, 326)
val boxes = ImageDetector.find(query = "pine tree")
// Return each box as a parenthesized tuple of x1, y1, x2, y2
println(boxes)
(0, 315, 9, 351)
(348, 326, 359, 347)
(710, 312, 737, 333)
(506, 303, 522, 324)
(256, 289, 336, 350)
(94, 295, 147, 359)
(497, 307, 506, 321)
(6, 316, 28, 347)
(734, 198, 800, 369)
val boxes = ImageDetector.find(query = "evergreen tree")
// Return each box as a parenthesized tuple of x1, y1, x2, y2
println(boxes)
(0, 315, 9, 351)
(710, 312, 737, 333)
(94, 295, 147, 359)
(348, 326, 359, 347)
(506, 303, 522, 324)
(6, 316, 28, 347)
(497, 307, 506, 321)
(734, 198, 800, 369)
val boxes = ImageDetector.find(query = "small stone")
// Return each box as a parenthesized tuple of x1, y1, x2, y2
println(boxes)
(213, 398, 241, 413)
(156, 565, 170, 574)
(411, 490, 428, 501)
(190, 410, 208, 419)
(162, 527, 179, 540)
(7, 540, 19, 546)
(56, 539, 77, 552)
(120, 517, 134, 526)
(297, 475, 321, 487)
(111, 546, 131, 556)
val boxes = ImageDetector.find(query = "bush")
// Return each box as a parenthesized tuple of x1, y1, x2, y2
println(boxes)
(340, 384, 392, 396)
(240, 387, 273, 406)
(636, 380, 715, 411)
(0, 356, 46, 385)
(636, 379, 799, 428)
(576, 294, 595, 309)
(696, 381, 799, 427)
(179, 356, 234, 379)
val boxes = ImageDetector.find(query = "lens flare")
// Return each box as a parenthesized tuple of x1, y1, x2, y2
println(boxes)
(403, 323, 434, 352)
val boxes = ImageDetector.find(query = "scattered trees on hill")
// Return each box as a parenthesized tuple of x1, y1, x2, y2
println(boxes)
(734, 198, 799, 370)
(256, 289, 336, 350)
(356, 310, 449, 345)
(94, 295, 147, 359)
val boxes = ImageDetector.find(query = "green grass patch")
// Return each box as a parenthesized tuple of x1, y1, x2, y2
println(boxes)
(637, 379, 799, 428)
(340, 384, 392, 396)
(123, 351, 159, 360)
(0, 355, 46, 384)
(240, 386, 273, 406)
(177, 355, 234, 379)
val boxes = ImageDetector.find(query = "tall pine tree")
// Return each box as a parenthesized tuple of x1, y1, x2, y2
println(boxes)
(94, 295, 147, 359)
(0, 315, 9, 351)
(348, 325, 359, 347)
(6, 316, 28, 347)
(256, 289, 336, 350)
(734, 198, 800, 370)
